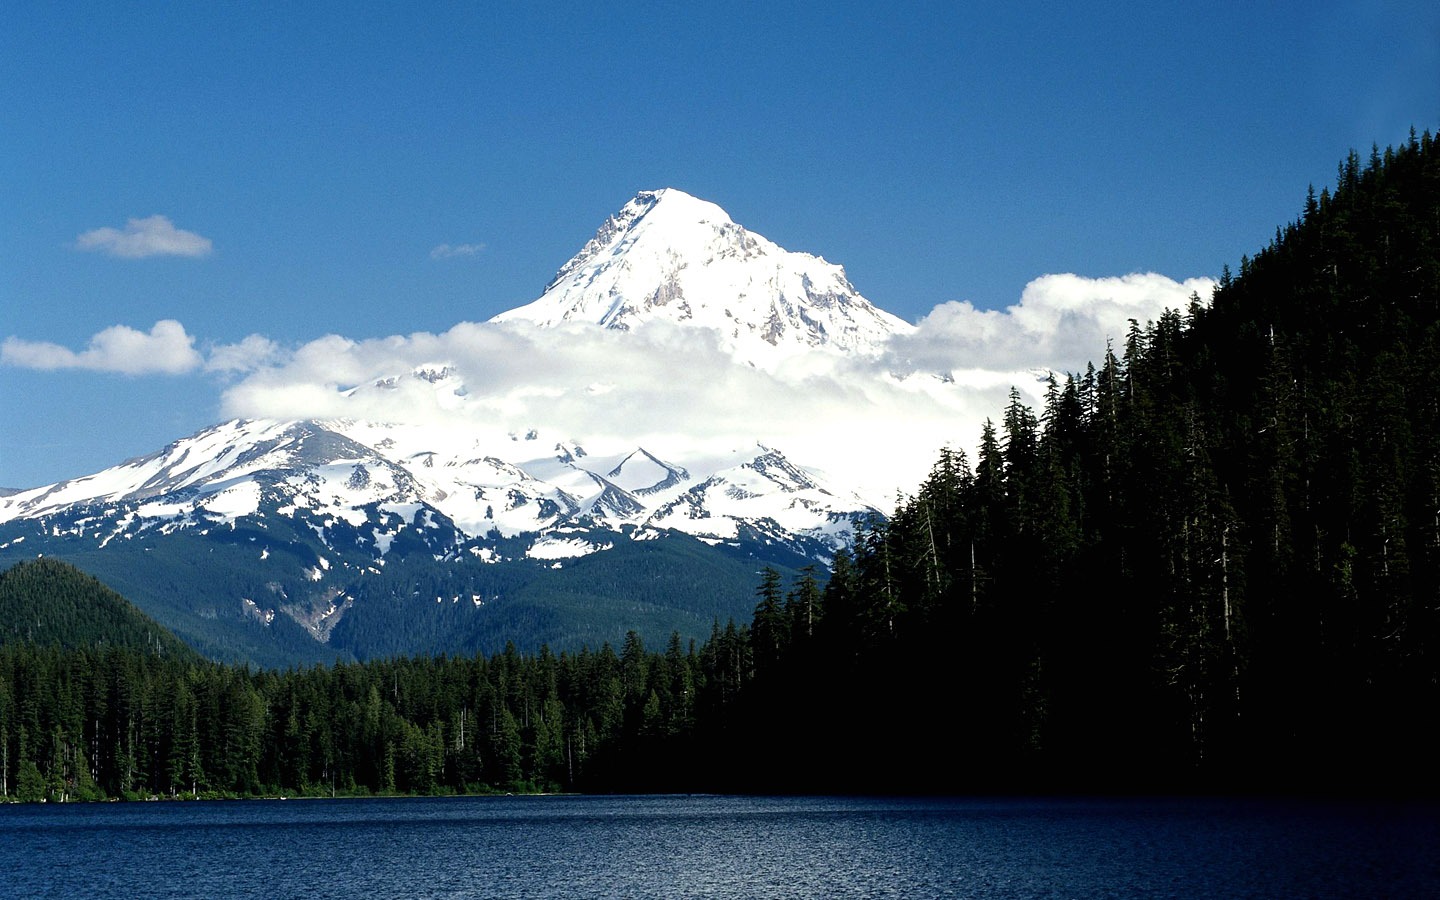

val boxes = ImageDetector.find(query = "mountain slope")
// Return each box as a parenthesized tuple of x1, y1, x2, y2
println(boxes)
(0, 417, 869, 561)
(492, 188, 913, 365)
(788, 132, 1440, 792)
(0, 188, 905, 667)
(0, 558, 198, 659)
(0, 416, 864, 665)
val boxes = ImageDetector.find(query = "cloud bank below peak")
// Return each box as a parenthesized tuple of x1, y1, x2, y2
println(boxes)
(1, 272, 1211, 502)
(214, 271, 1214, 501)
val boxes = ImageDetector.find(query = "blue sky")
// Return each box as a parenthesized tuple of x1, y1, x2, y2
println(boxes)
(3, 1, 1438, 489)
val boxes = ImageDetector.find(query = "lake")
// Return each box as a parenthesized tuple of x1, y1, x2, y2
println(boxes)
(1, 794, 1436, 898)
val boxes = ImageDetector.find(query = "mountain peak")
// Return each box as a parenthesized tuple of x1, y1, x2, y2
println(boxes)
(617, 187, 734, 228)
(491, 189, 912, 363)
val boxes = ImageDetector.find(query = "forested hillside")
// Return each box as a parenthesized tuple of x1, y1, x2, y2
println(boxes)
(723, 129, 1440, 793)
(0, 559, 197, 659)
(2, 133, 1437, 801)
(0, 628, 723, 801)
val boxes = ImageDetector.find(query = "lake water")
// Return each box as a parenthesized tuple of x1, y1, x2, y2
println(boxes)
(1, 794, 1436, 898)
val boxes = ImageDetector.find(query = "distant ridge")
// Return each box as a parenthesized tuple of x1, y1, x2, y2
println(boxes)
(0, 558, 198, 658)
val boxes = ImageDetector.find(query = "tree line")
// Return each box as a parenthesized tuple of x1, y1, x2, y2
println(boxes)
(0, 626, 741, 801)
(723, 128, 1440, 794)
(4, 130, 1439, 799)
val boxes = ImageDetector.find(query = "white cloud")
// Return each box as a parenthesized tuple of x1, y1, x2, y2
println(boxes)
(1, 320, 204, 374)
(890, 272, 1215, 376)
(205, 334, 285, 374)
(1, 272, 1208, 502)
(215, 273, 1210, 504)
(217, 321, 1003, 504)
(429, 242, 486, 260)
(75, 215, 213, 259)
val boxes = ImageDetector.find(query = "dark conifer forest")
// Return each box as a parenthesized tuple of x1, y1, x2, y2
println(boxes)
(3, 132, 1438, 800)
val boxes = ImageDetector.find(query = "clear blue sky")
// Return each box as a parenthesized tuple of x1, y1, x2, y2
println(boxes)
(3, 1, 1438, 488)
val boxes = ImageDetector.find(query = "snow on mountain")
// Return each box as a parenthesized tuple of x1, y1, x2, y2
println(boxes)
(0, 420, 450, 555)
(1, 189, 915, 567)
(605, 448, 688, 495)
(492, 188, 914, 366)
(0, 415, 875, 564)
(0, 420, 419, 524)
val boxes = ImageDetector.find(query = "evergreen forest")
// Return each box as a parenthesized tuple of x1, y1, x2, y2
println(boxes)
(3, 132, 1439, 800)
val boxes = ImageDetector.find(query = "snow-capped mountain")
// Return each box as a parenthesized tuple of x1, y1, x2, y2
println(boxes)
(493, 188, 913, 365)
(0, 415, 870, 562)
(0, 189, 907, 665)
(0, 411, 874, 666)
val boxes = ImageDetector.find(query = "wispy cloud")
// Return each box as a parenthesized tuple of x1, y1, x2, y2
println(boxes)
(1, 320, 204, 374)
(204, 334, 285, 375)
(429, 242, 486, 260)
(75, 215, 213, 259)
